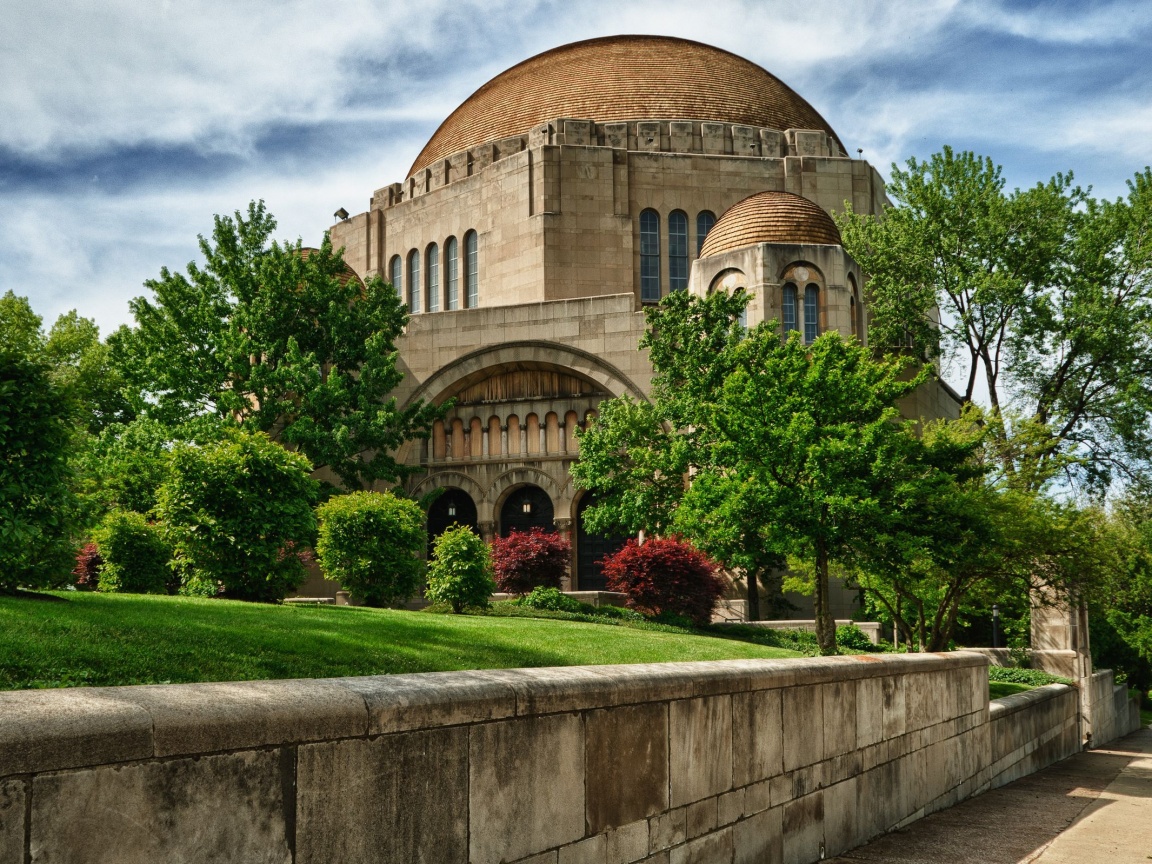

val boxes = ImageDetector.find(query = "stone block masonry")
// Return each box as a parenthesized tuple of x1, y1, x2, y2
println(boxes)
(0, 653, 1125, 864)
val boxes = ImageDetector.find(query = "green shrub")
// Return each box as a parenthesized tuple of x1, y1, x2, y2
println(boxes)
(91, 510, 171, 594)
(518, 586, 590, 614)
(836, 624, 877, 653)
(315, 491, 425, 606)
(425, 525, 496, 613)
(592, 604, 646, 622)
(157, 430, 318, 602)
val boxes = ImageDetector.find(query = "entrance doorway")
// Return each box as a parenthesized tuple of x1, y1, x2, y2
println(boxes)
(575, 493, 629, 591)
(500, 485, 554, 536)
(427, 488, 478, 556)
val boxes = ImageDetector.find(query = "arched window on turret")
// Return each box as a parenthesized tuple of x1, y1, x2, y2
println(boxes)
(669, 210, 688, 291)
(446, 236, 460, 310)
(782, 283, 799, 335)
(804, 284, 819, 343)
(640, 209, 661, 302)
(464, 230, 478, 308)
(407, 249, 421, 314)
(389, 255, 402, 299)
(696, 210, 716, 257)
(426, 242, 440, 313)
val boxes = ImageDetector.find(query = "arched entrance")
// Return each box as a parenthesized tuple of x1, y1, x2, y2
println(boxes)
(427, 488, 478, 556)
(500, 485, 554, 536)
(575, 493, 629, 591)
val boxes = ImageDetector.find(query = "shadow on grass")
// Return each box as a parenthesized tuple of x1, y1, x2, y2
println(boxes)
(0, 593, 789, 689)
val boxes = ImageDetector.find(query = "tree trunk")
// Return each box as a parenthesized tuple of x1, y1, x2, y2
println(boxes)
(814, 541, 837, 655)
(746, 568, 761, 621)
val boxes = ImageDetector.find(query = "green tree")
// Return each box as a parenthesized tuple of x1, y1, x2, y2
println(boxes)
(315, 491, 425, 606)
(574, 290, 945, 654)
(1093, 490, 1152, 690)
(111, 201, 444, 490)
(425, 525, 496, 613)
(157, 429, 318, 602)
(838, 150, 1152, 491)
(0, 350, 78, 591)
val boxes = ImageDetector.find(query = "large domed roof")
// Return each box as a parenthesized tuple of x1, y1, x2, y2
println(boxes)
(409, 35, 843, 176)
(700, 191, 842, 256)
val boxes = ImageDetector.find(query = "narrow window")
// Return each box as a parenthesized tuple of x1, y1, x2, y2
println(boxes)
(446, 236, 460, 310)
(782, 283, 798, 334)
(804, 284, 819, 343)
(464, 230, 478, 308)
(426, 243, 439, 312)
(389, 255, 402, 299)
(735, 289, 748, 330)
(850, 295, 857, 338)
(668, 210, 688, 291)
(696, 210, 716, 257)
(640, 209, 661, 302)
(407, 249, 421, 314)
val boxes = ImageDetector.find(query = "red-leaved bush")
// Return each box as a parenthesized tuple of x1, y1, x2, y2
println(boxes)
(73, 542, 103, 590)
(600, 536, 726, 626)
(490, 528, 570, 595)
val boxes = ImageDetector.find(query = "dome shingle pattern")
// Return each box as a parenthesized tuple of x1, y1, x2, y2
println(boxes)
(409, 35, 842, 176)
(700, 191, 842, 257)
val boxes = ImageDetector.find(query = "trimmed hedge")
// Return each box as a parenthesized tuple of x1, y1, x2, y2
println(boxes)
(315, 491, 424, 606)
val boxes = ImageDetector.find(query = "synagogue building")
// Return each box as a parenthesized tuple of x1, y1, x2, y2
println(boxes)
(322, 35, 959, 609)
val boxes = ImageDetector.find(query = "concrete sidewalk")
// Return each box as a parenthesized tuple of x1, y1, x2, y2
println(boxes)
(828, 725, 1152, 864)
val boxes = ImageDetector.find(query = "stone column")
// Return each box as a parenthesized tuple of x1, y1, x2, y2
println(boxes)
(559, 422, 567, 454)
(1031, 586, 1094, 745)
(482, 429, 490, 458)
(501, 426, 508, 457)
(554, 517, 573, 591)
(478, 520, 497, 543)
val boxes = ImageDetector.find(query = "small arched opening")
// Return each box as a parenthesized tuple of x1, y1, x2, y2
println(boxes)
(500, 485, 555, 537)
(427, 488, 479, 556)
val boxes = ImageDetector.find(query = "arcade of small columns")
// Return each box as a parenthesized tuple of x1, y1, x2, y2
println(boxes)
(428, 406, 600, 463)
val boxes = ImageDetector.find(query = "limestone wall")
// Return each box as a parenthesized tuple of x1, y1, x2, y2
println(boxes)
(987, 684, 1080, 789)
(0, 652, 1105, 864)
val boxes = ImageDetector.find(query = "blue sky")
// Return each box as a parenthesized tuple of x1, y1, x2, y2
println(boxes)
(2, 0, 1150, 337)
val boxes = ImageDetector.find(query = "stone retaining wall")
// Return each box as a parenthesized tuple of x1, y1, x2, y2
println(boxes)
(0, 652, 1119, 864)
(987, 684, 1080, 789)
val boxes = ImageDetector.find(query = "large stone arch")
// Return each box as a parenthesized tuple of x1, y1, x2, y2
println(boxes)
(402, 340, 648, 408)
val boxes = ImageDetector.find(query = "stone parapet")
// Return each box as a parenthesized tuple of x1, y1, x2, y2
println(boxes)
(0, 651, 1112, 864)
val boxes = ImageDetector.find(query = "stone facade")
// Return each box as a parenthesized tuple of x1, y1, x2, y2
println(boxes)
(313, 36, 960, 602)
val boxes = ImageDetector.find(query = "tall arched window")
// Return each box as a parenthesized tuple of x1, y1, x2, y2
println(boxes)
(804, 284, 819, 343)
(640, 209, 661, 302)
(782, 283, 799, 334)
(407, 249, 421, 314)
(426, 243, 439, 313)
(445, 236, 460, 310)
(389, 255, 402, 299)
(668, 210, 688, 292)
(464, 230, 478, 308)
(696, 211, 716, 257)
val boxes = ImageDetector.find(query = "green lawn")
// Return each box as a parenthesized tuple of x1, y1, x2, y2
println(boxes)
(989, 680, 1035, 700)
(0, 592, 801, 690)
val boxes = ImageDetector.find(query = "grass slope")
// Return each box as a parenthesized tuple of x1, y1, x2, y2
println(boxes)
(0, 592, 801, 690)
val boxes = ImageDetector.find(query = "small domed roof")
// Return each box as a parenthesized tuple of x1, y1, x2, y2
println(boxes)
(699, 191, 841, 256)
(409, 35, 843, 176)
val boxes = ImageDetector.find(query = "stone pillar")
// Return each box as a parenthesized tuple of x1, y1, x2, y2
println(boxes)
(478, 520, 497, 543)
(501, 426, 509, 457)
(554, 517, 573, 591)
(1031, 586, 1093, 744)
(559, 422, 567, 454)
(482, 429, 490, 458)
